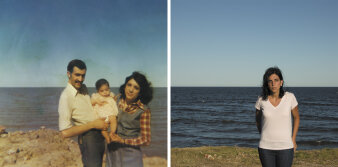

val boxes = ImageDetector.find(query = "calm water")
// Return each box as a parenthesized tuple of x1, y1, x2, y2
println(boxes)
(0, 87, 167, 158)
(171, 87, 338, 150)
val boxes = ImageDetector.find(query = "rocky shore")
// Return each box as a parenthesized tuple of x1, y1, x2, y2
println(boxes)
(0, 127, 167, 167)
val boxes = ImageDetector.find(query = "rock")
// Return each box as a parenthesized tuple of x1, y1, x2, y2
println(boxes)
(40, 126, 45, 129)
(204, 154, 215, 160)
(0, 125, 6, 134)
(4, 156, 16, 164)
(8, 148, 17, 155)
(0, 129, 164, 167)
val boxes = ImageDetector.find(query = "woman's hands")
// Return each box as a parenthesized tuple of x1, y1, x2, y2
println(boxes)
(293, 139, 297, 151)
(291, 106, 300, 152)
(109, 132, 124, 144)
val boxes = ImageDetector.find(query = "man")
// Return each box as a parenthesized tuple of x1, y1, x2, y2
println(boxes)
(58, 59, 108, 167)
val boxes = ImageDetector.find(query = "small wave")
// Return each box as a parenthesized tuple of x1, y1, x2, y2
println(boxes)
(301, 102, 338, 107)
(297, 140, 338, 146)
(171, 132, 196, 138)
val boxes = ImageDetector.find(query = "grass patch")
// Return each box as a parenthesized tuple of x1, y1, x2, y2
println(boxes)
(171, 146, 338, 167)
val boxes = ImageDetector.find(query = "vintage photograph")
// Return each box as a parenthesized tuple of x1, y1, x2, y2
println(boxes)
(0, 0, 167, 166)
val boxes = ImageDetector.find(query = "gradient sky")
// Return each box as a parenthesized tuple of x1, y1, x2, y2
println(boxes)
(0, 0, 167, 87)
(172, 0, 338, 87)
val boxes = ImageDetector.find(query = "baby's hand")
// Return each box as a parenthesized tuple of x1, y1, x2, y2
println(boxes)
(104, 135, 111, 144)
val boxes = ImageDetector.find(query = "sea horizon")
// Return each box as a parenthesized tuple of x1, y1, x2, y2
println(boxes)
(171, 87, 338, 150)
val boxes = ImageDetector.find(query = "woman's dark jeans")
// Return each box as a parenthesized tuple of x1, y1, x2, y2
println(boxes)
(78, 129, 105, 167)
(258, 147, 294, 167)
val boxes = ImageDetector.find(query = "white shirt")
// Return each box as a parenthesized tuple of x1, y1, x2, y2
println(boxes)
(58, 83, 98, 131)
(255, 92, 298, 150)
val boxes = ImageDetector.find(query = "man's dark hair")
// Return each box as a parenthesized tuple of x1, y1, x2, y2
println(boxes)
(67, 59, 86, 73)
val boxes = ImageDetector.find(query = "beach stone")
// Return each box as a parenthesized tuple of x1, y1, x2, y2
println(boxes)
(40, 126, 45, 129)
(8, 148, 17, 155)
(4, 155, 16, 164)
(0, 125, 6, 134)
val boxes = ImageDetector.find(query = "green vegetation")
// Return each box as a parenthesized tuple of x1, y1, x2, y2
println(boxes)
(171, 146, 338, 167)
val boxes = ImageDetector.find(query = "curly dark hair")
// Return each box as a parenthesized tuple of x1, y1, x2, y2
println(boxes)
(67, 59, 86, 73)
(119, 72, 153, 105)
(95, 79, 109, 91)
(261, 67, 285, 100)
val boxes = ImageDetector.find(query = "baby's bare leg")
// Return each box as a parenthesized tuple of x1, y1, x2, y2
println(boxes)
(101, 130, 110, 143)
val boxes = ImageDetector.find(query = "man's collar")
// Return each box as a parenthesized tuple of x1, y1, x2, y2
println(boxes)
(66, 82, 78, 97)
(66, 82, 89, 96)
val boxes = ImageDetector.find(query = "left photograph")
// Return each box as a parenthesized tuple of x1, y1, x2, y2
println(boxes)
(0, 1, 167, 167)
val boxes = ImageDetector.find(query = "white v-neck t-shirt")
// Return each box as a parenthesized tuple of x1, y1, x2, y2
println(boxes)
(255, 92, 298, 150)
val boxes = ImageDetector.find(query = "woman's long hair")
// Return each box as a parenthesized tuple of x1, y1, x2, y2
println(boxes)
(119, 71, 153, 105)
(261, 67, 285, 100)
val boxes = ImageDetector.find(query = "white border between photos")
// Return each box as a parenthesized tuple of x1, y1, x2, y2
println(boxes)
(167, 0, 171, 166)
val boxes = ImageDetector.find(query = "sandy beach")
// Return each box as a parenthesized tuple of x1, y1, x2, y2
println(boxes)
(0, 127, 167, 167)
(171, 146, 338, 167)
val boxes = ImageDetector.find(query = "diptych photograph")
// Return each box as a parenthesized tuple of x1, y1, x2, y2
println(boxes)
(0, 0, 337, 167)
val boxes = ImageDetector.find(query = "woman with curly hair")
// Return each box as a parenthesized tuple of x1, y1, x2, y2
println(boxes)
(255, 67, 300, 167)
(106, 71, 153, 167)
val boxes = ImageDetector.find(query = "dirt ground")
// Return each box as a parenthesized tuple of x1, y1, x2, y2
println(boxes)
(0, 128, 166, 167)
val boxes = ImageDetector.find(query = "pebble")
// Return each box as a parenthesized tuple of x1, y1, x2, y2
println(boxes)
(7, 148, 16, 155)
(0, 125, 6, 134)
(40, 126, 45, 129)
(4, 156, 16, 164)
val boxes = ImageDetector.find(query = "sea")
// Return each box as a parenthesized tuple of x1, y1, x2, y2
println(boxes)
(171, 87, 338, 150)
(0, 87, 167, 158)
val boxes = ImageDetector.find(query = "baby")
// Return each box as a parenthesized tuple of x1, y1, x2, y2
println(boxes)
(91, 79, 118, 143)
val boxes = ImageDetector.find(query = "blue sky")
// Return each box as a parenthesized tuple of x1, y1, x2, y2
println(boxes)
(0, 0, 167, 87)
(172, 0, 338, 87)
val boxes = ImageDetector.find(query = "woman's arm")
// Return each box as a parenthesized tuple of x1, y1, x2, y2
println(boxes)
(255, 109, 262, 134)
(111, 109, 151, 146)
(291, 106, 300, 151)
(124, 109, 151, 146)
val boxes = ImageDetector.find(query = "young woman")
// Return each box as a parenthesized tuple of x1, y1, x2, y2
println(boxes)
(106, 72, 153, 167)
(255, 67, 300, 167)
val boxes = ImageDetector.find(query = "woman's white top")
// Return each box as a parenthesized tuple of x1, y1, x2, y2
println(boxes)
(255, 92, 298, 150)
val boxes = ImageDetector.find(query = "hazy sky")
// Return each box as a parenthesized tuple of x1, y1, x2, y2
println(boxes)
(172, 0, 338, 87)
(0, 0, 167, 87)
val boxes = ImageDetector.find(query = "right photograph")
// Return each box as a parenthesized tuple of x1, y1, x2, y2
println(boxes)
(171, 0, 338, 167)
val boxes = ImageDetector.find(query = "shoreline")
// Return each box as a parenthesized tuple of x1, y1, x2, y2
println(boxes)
(0, 128, 166, 167)
(171, 146, 338, 167)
